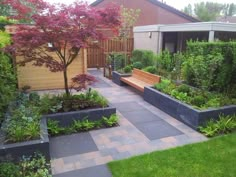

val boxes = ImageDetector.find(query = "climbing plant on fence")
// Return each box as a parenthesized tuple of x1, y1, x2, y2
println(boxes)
(0, 31, 16, 124)
(183, 41, 236, 95)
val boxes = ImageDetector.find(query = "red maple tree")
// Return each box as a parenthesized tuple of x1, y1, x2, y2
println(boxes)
(5, 0, 121, 95)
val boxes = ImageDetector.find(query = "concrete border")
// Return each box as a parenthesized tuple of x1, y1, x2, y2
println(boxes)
(45, 103, 116, 127)
(144, 86, 236, 129)
(0, 118, 50, 162)
(112, 71, 131, 86)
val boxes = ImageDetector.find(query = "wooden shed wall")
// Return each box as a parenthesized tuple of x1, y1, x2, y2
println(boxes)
(17, 49, 87, 91)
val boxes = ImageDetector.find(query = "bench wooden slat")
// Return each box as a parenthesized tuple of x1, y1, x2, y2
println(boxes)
(120, 68, 161, 92)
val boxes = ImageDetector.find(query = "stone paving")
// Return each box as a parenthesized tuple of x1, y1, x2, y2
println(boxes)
(51, 69, 208, 177)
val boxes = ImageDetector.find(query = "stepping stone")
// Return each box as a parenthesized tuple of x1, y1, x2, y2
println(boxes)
(50, 132, 98, 159)
(135, 120, 183, 140)
(53, 165, 112, 177)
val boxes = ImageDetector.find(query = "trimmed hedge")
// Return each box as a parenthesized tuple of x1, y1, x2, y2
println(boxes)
(0, 31, 16, 124)
(131, 49, 154, 68)
(183, 41, 236, 95)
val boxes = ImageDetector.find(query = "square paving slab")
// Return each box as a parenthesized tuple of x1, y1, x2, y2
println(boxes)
(53, 165, 112, 177)
(113, 102, 146, 112)
(122, 109, 162, 124)
(50, 132, 98, 159)
(135, 120, 184, 140)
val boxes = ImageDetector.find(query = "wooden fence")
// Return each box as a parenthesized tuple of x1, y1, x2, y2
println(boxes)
(87, 38, 134, 68)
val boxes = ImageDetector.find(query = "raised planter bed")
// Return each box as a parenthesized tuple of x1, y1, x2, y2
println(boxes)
(45, 103, 116, 127)
(144, 86, 236, 130)
(112, 71, 131, 86)
(0, 118, 50, 162)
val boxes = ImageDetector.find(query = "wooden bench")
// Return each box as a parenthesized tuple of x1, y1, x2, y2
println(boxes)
(120, 68, 161, 92)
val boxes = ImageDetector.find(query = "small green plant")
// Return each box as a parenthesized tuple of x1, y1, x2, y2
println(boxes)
(47, 120, 63, 136)
(0, 153, 51, 177)
(176, 84, 191, 94)
(0, 162, 20, 177)
(199, 114, 236, 137)
(102, 114, 119, 127)
(190, 95, 206, 108)
(132, 61, 143, 69)
(143, 66, 157, 74)
(123, 65, 132, 73)
(154, 79, 171, 92)
(170, 90, 189, 102)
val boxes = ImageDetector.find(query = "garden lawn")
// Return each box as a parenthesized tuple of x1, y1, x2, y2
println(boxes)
(108, 133, 236, 177)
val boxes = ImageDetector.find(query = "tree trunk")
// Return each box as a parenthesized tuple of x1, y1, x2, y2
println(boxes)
(63, 67, 70, 96)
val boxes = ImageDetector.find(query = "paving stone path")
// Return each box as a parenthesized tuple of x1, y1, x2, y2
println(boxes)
(50, 69, 207, 177)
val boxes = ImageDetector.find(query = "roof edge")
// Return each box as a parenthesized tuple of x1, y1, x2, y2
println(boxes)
(148, 0, 200, 22)
(90, 0, 104, 6)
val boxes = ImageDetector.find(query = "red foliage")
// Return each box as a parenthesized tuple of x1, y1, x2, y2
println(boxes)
(5, 0, 121, 94)
(71, 74, 97, 92)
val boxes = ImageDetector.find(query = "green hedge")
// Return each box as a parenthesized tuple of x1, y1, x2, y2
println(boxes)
(0, 31, 16, 124)
(183, 41, 236, 95)
(131, 49, 154, 68)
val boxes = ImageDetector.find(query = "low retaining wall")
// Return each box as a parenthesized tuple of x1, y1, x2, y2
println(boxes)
(144, 86, 236, 129)
(112, 71, 131, 86)
(45, 103, 116, 127)
(0, 118, 50, 162)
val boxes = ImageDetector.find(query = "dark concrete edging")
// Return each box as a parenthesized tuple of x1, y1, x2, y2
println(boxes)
(0, 103, 116, 162)
(112, 71, 131, 86)
(144, 86, 236, 130)
(44, 103, 116, 127)
(0, 118, 50, 162)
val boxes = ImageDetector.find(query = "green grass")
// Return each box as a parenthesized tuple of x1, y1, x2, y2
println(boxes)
(108, 133, 236, 177)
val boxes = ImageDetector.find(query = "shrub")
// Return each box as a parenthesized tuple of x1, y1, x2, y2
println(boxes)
(154, 79, 171, 92)
(199, 114, 236, 137)
(123, 65, 132, 73)
(0, 162, 20, 177)
(107, 53, 126, 71)
(132, 61, 143, 69)
(176, 84, 191, 94)
(0, 31, 16, 125)
(102, 114, 119, 127)
(143, 66, 157, 74)
(184, 41, 236, 94)
(190, 95, 207, 108)
(131, 49, 154, 67)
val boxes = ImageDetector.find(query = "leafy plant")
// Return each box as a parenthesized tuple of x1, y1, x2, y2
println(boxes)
(4, 105, 41, 143)
(199, 114, 236, 137)
(132, 61, 143, 69)
(123, 65, 132, 73)
(0, 31, 16, 125)
(190, 95, 207, 107)
(143, 66, 157, 74)
(0, 162, 20, 177)
(0, 154, 51, 177)
(154, 79, 171, 92)
(47, 119, 64, 136)
(71, 74, 97, 92)
(102, 114, 119, 127)
(131, 49, 154, 68)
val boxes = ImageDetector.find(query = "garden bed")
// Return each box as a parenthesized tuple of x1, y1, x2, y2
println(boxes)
(112, 71, 131, 86)
(144, 86, 236, 129)
(0, 118, 50, 162)
(45, 102, 116, 127)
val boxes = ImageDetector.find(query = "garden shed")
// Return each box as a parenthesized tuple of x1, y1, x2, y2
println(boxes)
(133, 22, 236, 53)
(5, 25, 87, 91)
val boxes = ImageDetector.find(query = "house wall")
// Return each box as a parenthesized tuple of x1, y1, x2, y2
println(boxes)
(134, 31, 159, 53)
(92, 0, 195, 26)
(17, 49, 87, 91)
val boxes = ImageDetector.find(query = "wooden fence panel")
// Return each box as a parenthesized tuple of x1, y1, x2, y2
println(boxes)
(87, 38, 133, 68)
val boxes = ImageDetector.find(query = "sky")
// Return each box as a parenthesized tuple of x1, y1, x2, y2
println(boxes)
(47, 0, 236, 10)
